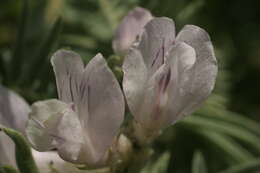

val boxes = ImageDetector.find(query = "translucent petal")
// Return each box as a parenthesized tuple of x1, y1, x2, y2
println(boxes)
(78, 53, 125, 163)
(51, 50, 84, 104)
(167, 25, 218, 122)
(176, 25, 217, 67)
(0, 85, 30, 134)
(0, 132, 16, 166)
(122, 48, 148, 119)
(136, 65, 175, 130)
(113, 7, 153, 56)
(164, 42, 197, 124)
(32, 150, 87, 173)
(44, 107, 92, 164)
(26, 99, 70, 151)
(138, 17, 175, 75)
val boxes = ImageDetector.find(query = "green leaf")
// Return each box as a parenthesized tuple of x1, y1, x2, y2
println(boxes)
(176, 0, 205, 23)
(10, 0, 29, 81)
(1, 127, 39, 173)
(219, 159, 260, 173)
(152, 152, 171, 173)
(192, 150, 207, 173)
(20, 17, 62, 86)
(0, 165, 18, 173)
(181, 115, 260, 153)
(197, 104, 260, 137)
(141, 152, 170, 173)
(197, 130, 253, 164)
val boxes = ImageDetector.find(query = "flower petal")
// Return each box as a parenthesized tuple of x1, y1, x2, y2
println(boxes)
(32, 150, 87, 173)
(136, 43, 195, 129)
(0, 85, 30, 134)
(167, 26, 218, 122)
(136, 64, 175, 130)
(164, 42, 197, 124)
(122, 48, 148, 119)
(78, 53, 125, 163)
(26, 99, 70, 151)
(0, 132, 16, 166)
(138, 17, 175, 74)
(176, 25, 217, 67)
(44, 107, 90, 164)
(0, 85, 28, 167)
(51, 50, 84, 104)
(112, 7, 153, 56)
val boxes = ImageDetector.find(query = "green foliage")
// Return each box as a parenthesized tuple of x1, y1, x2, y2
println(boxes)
(141, 152, 171, 173)
(0, 165, 18, 173)
(192, 151, 207, 173)
(1, 128, 39, 173)
(220, 159, 260, 173)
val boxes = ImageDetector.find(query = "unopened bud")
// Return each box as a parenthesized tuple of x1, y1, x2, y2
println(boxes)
(116, 134, 133, 162)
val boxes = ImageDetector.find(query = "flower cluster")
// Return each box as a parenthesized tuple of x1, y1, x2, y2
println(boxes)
(0, 7, 217, 170)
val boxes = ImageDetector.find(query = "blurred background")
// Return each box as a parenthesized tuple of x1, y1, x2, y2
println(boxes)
(0, 0, 260, 172)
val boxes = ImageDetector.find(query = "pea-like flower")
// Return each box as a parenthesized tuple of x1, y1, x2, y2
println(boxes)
(0, 84, 29, 166)
(123, 17, 218, 132)
(112, 7, 153, 56)
(26, 50, 125, 166)
(0, 85, 85, 173)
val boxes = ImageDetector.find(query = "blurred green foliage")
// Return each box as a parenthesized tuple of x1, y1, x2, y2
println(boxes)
(0, 0, 260, 173)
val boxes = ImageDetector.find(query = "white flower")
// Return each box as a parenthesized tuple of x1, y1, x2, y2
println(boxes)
(0, 85, 85, 173)
(112, 7, 153, 56)
(26, 50, 125, 167)
(123, 17, 218, 131)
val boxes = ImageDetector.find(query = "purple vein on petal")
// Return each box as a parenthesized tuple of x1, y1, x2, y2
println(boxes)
(161, 38, 165, 65)
(79, 81, 87, 100)
(75, 77, 80, 95)
(31, 117, 45, 129)
(69, 75, 75, 102)
(163, 68, 171, 92)
(158, 67, 171, 94)
(151, 48, 161, 67)
(87, 84, 91, 121)
(151, 38, 166, 67)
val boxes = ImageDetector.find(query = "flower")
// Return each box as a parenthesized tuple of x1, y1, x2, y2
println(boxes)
(26, 50, 125, 167)
(123, 17, 218, 132)
(0, 85, 85, 173)
(0, 84, 30, 166)
(112, 7, 153, 56)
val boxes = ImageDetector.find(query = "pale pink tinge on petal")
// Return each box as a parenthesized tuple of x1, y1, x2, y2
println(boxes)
(0, 85, 30, 134)
(113, 7, 153, 56)
(138, 17, 176, 73)
(173, 25, 217, 121)
(51, 50, 84, 104)
(32, 150, 87, 173)
(26, 99, 70, 151)
(122, 48, 148, 120)
(80, 53, 125, 165)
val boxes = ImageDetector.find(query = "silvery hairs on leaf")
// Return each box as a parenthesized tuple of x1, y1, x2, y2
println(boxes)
(26, 50, 125, 166)
(0, 85, 84, 173)
(123, 17, 217, 131)
(112, 7, 153, 56)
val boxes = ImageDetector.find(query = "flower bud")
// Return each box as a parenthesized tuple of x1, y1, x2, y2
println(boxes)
(116, 134, 133, 162)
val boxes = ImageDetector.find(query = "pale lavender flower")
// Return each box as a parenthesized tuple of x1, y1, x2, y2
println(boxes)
(26, 50, 125, 166)
(123, 17, 218, 131)
(112, 7, 153, 56)
(0, 85, 84, 173)
(0, 85, 30, 166)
